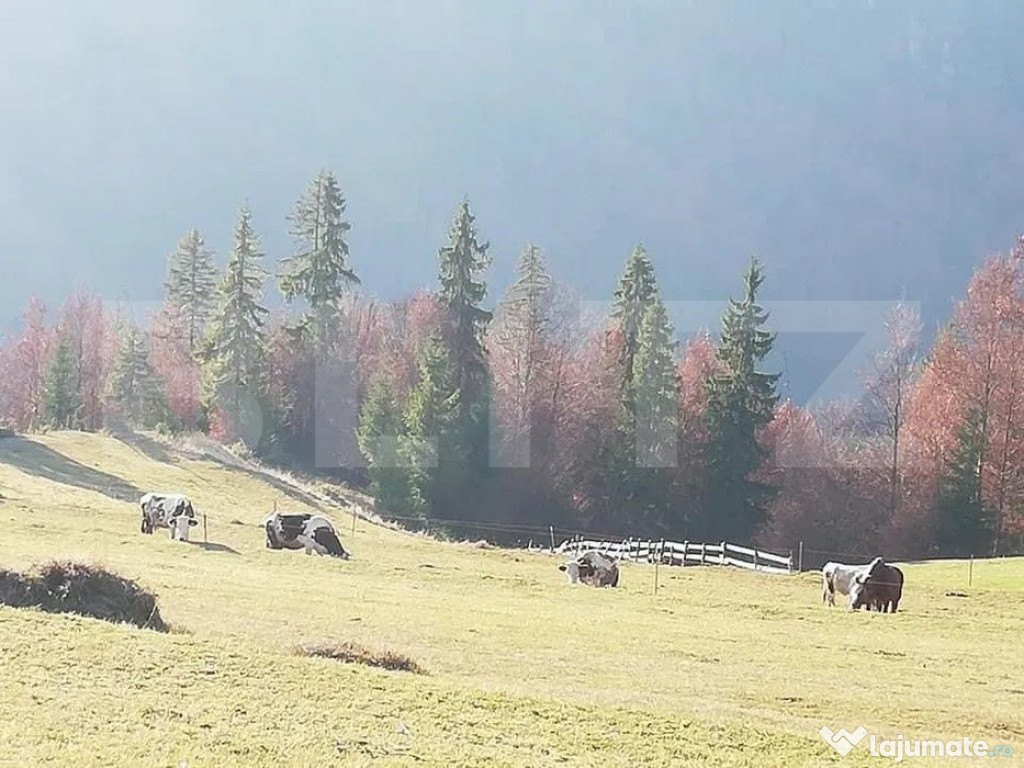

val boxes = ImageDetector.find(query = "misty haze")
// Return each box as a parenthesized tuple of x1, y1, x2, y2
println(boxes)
(1, 2, 1022, 767)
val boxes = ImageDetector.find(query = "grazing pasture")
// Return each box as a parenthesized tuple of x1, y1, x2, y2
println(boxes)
(1, 432, 1022, 766)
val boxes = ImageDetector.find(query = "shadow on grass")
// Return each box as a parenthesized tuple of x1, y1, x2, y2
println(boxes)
(0, 437, 142, 503)
(107, 428, 175, 465)
(183, 540, 241, 555)
(114, 429, 332, 514)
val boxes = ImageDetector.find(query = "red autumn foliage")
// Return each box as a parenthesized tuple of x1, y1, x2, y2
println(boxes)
(55, 290, 111, 431)
(555, 324, 628, 530)
(149, 302, 202, 429)
(265, 322, 315, 449)
(677, 330, 720, 443)
(0, 297, 54, 430)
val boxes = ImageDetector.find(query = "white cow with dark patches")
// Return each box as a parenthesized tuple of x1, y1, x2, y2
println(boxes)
(263, 512, 350, 559)
(558, 549, 619, 587)
(140, 492, 198, 541)
(821, 556, 884, 609)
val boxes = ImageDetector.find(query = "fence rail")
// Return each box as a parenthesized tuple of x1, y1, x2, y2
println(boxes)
(556, 536, 793, 575)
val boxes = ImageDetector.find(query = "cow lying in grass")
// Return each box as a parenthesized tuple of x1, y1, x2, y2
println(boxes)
(263, 512, 350, 559)
(559, 550, 619, 587)
(139, 492, 198, 541)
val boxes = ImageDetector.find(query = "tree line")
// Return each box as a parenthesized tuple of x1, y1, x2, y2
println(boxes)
(1, 170, 1022, 562)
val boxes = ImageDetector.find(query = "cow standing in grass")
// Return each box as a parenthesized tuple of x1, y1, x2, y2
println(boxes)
(139, 492, 198, 541)
(821, 556, 884, 609)
(263, 512, 350, 559)
(850, 562, 904, 613)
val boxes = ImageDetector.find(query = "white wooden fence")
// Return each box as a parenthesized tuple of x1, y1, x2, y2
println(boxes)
(556, 536, 793, 575)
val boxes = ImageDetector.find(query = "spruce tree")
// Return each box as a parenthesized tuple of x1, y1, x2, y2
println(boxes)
(493, 244, 554, 443)
(110, 326, 168, 428)
(611, 244, 659, 387)
(206, 205, 270, 434)
(437, 199, 492, 414)
(43, 335, 82, 429)
(498, 244, 553, 341)
(357, 375, 412, 514)
(279, 170, 359, 351)
(631, 298, 679, 468)
(703, 256, 781, 541)
(934, 405, 996, 556)
(400, 336, 459, 520)
(165, 229, 218, 353)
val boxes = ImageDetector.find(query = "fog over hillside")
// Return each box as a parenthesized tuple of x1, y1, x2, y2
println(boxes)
(3, 0, 1024, 401)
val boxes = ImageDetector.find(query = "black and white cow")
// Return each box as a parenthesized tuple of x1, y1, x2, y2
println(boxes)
(140, 492, 198, 541)
(558, 549, 619, 587)
(263, 512, 350, 559)
(821, 556, 884, 609)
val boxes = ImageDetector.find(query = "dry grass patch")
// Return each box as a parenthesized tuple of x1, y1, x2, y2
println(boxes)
(296, 639, 427, 674)
(0, 560, 167, 632)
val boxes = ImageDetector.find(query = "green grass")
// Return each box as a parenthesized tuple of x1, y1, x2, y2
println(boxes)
(1, 431, 1023, 766)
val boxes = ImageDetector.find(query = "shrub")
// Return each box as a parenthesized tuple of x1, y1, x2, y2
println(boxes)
(0, 561, 167, 632)
(295, 640, 426, 674)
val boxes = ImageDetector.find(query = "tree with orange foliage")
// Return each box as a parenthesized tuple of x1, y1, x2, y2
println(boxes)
(0, 297, 53, 430)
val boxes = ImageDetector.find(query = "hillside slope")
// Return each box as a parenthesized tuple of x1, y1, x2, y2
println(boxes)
(1, 431, 1022, 767)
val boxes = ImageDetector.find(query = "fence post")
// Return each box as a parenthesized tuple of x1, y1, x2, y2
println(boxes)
(700, 542, 706, 565)
(788, 549, 793, 574)
(654, 545, 661, 595)
(549, 525, 556, 552)
(720, 541, 727, 566)
(682, 540, 689, 567)
(753, 549, 759, 572)
(798, 541, 804, 573)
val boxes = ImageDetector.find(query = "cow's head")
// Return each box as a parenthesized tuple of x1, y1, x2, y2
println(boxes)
(849, 559, 885, 610)
(169, 504, 198, 541)
(559, 560, 582, 584)
(848, 576, 870, 609)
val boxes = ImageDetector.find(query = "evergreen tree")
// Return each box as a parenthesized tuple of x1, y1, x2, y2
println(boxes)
(497, 244, 553, 342)
(109, 326, 168, 428)
(934, 405, 997, 556)
(43, 335, 82, 429)
(206, 205, 270, 437)
(631, 298, 679, 468)
(279, 170, 358, 350)
(437, 199, 492, 414)
(357, 375, 413, 514)
(493, 244, 554, 447)
(703, 256, 781, 541)
(165, 229, 218, 353)
(611, 244, 659, 387)
(400, 336, 459, 520)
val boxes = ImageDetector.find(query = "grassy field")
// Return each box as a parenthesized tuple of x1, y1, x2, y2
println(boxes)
(1, 431, 1022, 767)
